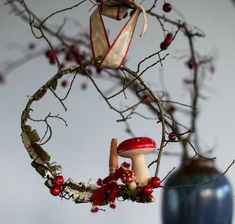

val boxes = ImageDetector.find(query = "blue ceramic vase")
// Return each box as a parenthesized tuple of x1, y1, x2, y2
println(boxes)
(162, 159, 233, 224)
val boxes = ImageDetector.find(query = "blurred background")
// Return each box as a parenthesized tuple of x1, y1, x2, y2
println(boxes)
(1, 0, 235, 223)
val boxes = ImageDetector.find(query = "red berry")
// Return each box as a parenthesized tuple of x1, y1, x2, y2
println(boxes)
(50, 185, 61, 196)
(164, 33, 173, 45)
(142, 185, 153, 196)
(0, 74, 5, 84)
(186, 57, 197, 69)
(29, 43, 36, 50)
(80, 83, 87, 90)
(167, 105, 176, 113)
(45, 50, 54, 58)
(49, 57, 56, 65)
(142, 94, 151, 103)
(54, 176, 64, 186)
(110, 203, 116, 209)
(76, 57, 85, 65)
(169, 132, 177, 142)
(65, 52, 75, 61)
(91, 206, 99, 213)
(160, 41, 168, 50)
(150, 177, 161, 188)
(61, 80, 68, 88)
(69, 45, 79, 54)
(163, 3, 172, 13)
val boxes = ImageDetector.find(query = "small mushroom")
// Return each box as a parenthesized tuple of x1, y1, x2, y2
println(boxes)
(117, 137, 156, 187)
(109, 138, 118, 174)
(121, 170, 137, 190)
(121, 161, 130, 170)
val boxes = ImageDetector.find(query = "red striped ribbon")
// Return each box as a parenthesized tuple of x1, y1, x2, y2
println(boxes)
(90, 0, 147, 69)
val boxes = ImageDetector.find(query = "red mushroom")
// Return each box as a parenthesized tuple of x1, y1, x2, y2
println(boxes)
(121, 170, 137, 190)
(117, 137, 156, 187)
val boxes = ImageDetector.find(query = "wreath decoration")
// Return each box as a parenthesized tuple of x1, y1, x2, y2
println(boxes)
(21, 58, 164, 212)
(18, 0, 168, 213)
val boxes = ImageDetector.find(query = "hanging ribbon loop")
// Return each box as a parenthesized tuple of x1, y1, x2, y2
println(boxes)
(90, 0, 148, 69)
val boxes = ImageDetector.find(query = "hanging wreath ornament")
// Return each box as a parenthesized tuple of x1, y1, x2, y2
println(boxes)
(20, 0, 163, 213)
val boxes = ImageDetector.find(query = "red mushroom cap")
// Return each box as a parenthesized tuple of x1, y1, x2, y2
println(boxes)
(117, 137, 156, 158)
(121, 162, 131, 170)
(121, 170, 136, 184)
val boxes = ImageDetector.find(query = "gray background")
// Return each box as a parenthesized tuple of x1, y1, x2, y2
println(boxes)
(1, 0, 235, 223)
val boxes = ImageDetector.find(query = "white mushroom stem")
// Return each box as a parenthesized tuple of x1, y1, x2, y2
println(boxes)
(131, 154, 150, 187)
(109, 138, 118, 173)
(127, 181, 137, 190)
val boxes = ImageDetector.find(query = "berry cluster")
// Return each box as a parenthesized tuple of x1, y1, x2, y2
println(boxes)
(50, 175, 64, 196)
(44, 44, 93, 88)
(44, 44, 86, 67)
(142, 177, 161, 196)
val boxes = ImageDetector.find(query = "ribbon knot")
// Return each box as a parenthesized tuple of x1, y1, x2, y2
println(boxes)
(90, 0, 148, 69)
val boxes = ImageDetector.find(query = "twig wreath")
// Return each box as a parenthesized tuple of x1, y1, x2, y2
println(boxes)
(4, 0, 235, 215)
(19, 0, 167, 213)
(21, 57, 164, 212)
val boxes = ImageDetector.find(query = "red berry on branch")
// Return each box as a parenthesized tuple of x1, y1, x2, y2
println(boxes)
(45, 50, 54, 58)
(164, 33, 174, 45)
(49, 57, 56, 65)
(150, 177, 161, 188)
(65, 52, 75, 61)
(0, 73, 5, 84)
(167, 105, 176, 113)
(160, 41, 168, 50)
(163, 3, 172, 13)
(29, 42, 36, 50)
(142, 185, 153, 196)
(91, 206, 99, 213)
(61, 80, 68, 88)
(168, 132, 177, 142)
(76, 57, 85, 65)
(80, 82, 87, 90)
(50, 185, 61, 196)
(69, 45, 79, 54)
(110, 203, 116, 209)
(142, 94, 151, 103)
(186, 57, 197, 70)
(54, 176, 64, 186)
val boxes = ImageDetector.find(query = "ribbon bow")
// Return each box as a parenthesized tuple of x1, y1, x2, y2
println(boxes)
(90, 0, 147, 69)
